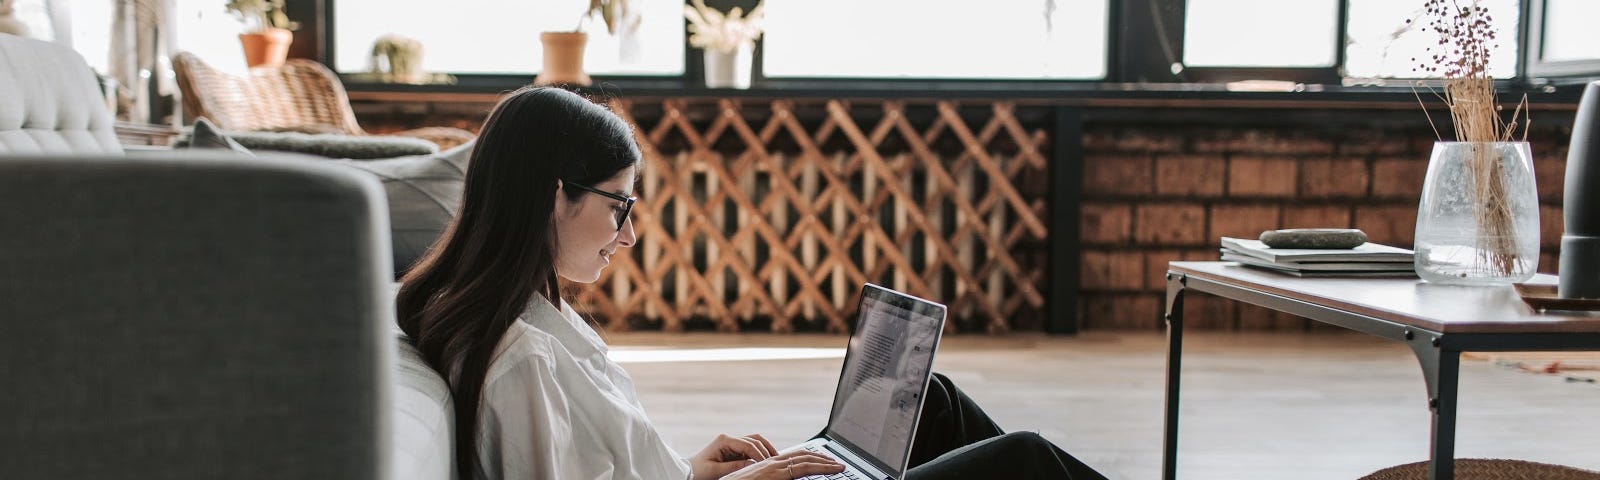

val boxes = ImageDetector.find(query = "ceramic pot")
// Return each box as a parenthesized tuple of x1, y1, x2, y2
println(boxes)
(535, 32, 592, 87)
(703, 45, 752, 89)
(239, 28, 293, 67)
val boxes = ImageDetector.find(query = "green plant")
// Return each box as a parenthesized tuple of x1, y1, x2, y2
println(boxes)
(225, 0, 298, 32)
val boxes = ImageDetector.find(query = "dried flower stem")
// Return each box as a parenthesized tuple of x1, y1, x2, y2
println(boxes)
(1415, 0, 1531, 275)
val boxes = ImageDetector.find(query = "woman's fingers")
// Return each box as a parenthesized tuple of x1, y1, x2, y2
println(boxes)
(744, 433, 776, 458)
(725, 434, 770, 461)
(769, 451, 842, 467)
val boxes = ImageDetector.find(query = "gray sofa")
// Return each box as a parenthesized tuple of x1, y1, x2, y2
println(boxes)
(0, 33, 456, 480)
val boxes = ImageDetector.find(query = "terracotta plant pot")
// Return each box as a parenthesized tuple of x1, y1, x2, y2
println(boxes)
(534, 31, 592, 87)
(239, 28, 293, 67)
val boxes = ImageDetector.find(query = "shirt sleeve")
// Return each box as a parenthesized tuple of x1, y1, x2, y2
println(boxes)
(478, 353, 576, 480)
(477, 350, 693, 480)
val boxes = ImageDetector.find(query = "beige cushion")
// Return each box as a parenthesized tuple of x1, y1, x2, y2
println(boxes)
(0, 33, 121, 155)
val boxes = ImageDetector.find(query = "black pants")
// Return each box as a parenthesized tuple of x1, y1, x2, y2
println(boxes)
(903, 373, 1107, 480)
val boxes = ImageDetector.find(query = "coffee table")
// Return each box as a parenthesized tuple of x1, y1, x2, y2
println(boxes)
(1163, 261, 1600, 480)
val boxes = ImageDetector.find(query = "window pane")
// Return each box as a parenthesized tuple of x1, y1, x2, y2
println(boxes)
(333, 0, 684, 75)
(13, 0, 56, 42)
(57, 1, 240, 75)
(1542, 0, 1600, 62)
(762, 0, 1107, 79)
(1183, 0, 1338, 68)
(67, 1, 111, 73)
(1345, 0, 1518, 79)
(173, 0, 258, 73)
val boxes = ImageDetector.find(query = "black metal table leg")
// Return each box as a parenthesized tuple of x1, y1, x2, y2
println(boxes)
(1163, 273, 1187, 480)
(1407, 333, 1461, 480)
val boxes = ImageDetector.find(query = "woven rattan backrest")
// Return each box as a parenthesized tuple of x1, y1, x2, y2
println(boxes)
(172, 52, 365, 135)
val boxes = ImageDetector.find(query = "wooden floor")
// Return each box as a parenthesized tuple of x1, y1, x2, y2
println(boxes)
(606, 331, 1600, 480)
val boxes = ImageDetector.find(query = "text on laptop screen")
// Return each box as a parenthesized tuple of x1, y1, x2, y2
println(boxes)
(826, 293, 944, 474)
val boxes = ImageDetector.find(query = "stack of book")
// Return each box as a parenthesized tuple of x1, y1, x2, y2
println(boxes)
(1220, 237, 1417, 277)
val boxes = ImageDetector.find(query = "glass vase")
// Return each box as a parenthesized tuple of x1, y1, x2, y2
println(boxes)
(1414, 141, 1540, 285)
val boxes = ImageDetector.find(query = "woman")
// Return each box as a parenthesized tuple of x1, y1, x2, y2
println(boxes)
(397, 86, 1105, 480)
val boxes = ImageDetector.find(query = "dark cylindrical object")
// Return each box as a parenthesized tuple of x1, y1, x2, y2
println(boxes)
(1560, 81, 1600, 298)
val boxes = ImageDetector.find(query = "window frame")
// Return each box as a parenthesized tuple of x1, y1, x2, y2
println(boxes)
(1522, 0, 1600, 82)
(307, 0, 1588, 93)
(1167, 0, 1348, 85)
(316, 0, 696, 84)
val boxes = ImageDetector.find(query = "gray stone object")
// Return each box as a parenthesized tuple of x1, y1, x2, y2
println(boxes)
(1259, 229, 1369, 249)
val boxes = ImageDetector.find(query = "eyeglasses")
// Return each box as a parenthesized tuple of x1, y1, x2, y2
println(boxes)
(566, 181, 636, 231)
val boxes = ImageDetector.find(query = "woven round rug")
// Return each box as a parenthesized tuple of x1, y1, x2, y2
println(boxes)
(1361, 459, 1600, 480)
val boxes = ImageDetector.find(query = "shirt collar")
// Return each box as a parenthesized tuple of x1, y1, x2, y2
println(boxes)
(520, 294, 608, 356)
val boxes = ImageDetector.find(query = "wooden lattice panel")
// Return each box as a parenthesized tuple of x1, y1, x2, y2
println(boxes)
(569, 99, 1051, 333)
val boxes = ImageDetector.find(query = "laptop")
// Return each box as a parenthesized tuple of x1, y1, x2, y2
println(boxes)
(782, 283, 948, 480)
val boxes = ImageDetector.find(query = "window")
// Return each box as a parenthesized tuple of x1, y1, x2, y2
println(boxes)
(54, 1, 250, 75)
(171, 0, 260, 72)
(1525, 0, 1600, 79)
(1173, 0, 1520, 80)
(1344, 0, 1519, 79)
(761, 0, 1108, 80)
(331, 0, 684, 75)
(1182, 0, 1338, 68)
(1539, 0, 1600, 62)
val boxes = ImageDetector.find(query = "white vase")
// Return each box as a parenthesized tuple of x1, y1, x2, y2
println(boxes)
(1413, 141, 1541, 285)
(703, 45, 752, 89)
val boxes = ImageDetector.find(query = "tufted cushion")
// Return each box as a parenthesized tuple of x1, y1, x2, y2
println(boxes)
(0, 34, 122, 155)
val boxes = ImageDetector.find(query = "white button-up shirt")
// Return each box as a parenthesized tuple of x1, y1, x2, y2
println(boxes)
(476, 296, 692, 480)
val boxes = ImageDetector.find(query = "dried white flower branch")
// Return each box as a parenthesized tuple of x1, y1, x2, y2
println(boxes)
(684, 0, 764, 53)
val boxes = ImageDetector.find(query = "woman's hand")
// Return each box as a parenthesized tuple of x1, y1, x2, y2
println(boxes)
(721, 450, 846, 480)
(688, 434, 845, 480)
(689, 433, 779, 479)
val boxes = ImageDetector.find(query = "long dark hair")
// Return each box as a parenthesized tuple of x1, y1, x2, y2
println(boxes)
(395, 86, 641, 480)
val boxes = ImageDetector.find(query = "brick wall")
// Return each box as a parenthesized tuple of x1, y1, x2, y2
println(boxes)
(1078, 109, 1574, 330)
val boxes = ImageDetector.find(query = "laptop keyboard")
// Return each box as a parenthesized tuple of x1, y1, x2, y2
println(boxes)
(795, 445, 865, 480)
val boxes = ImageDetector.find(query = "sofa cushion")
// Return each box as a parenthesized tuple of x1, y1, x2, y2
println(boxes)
(174, 123, 470, 277)
(227, 130, 438, 159)
(173, 127, 439, 160)
(186, 117, 256, 156)
(393, 334, 456, 480)
(0, 34, 122, 155)
(335, 141, 471, 276)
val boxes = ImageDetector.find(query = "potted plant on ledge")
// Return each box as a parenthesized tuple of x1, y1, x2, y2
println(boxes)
(684, 0, 764, 89)
(226, 0, 299, 67)
(535, 0, 639, 87)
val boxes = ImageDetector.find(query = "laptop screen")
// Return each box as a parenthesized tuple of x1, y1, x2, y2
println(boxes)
(825, 285, 946, 477)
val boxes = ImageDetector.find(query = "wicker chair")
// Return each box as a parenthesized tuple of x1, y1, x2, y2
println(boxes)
(172, 52, 475, 151)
